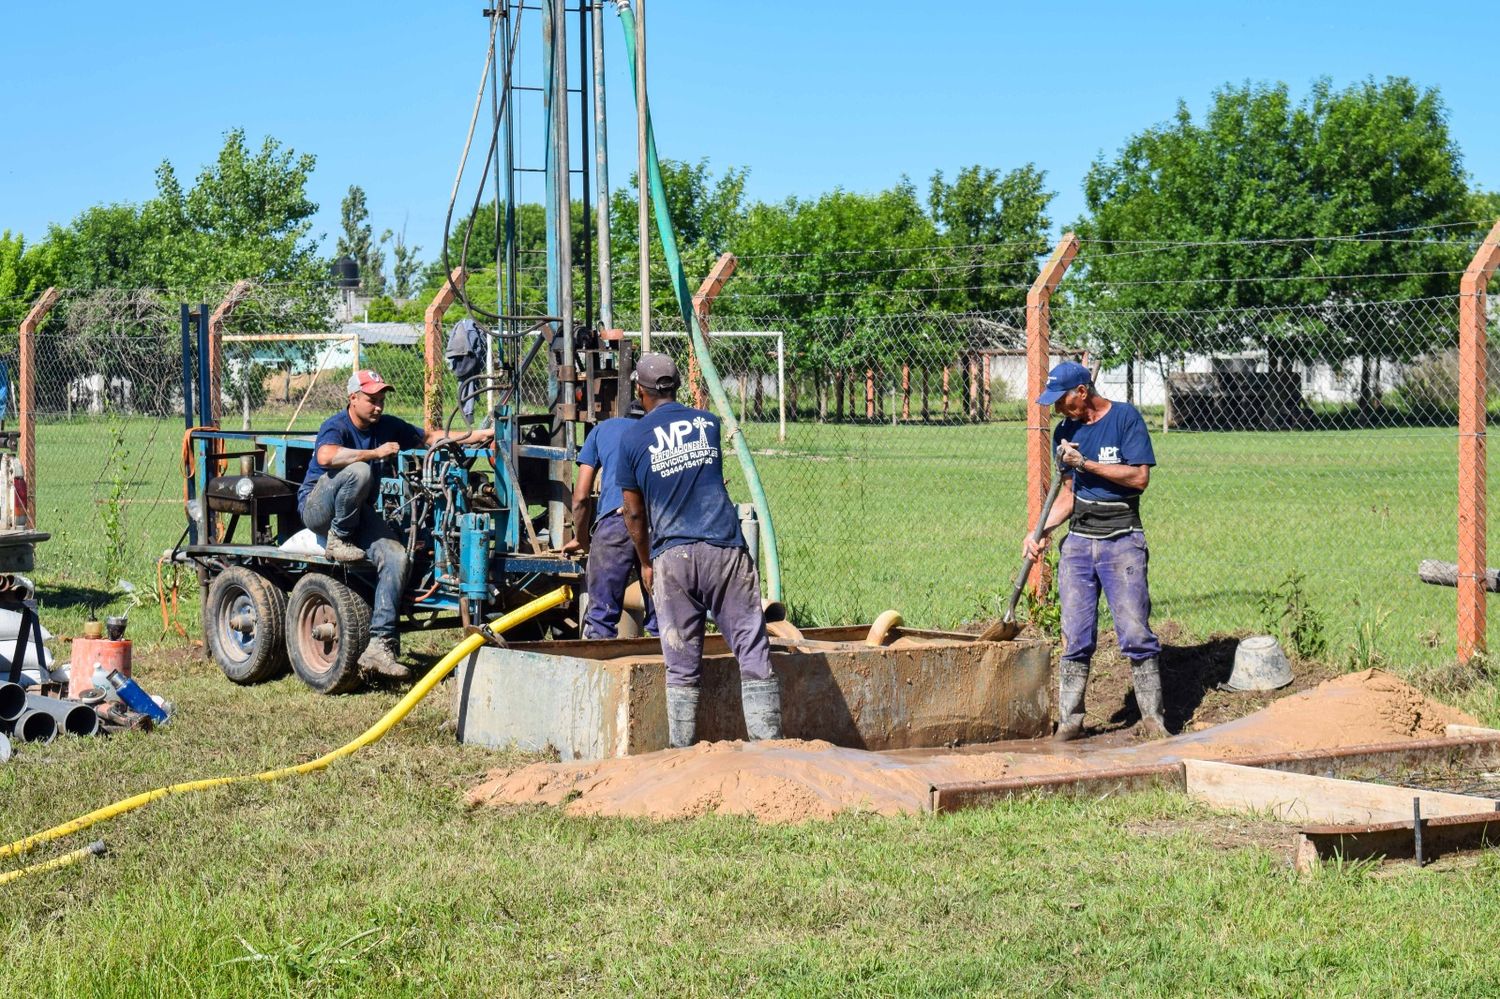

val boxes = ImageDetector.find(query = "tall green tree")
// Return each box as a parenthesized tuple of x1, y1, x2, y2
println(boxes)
(381, 225, 422, 299)
(1075, 77, 1472, 390)
(338, 185, 384, 293)
(927, 164, 1053, 312)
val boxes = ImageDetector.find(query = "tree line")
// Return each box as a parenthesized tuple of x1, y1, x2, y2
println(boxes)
(4, 77, 1497, 401)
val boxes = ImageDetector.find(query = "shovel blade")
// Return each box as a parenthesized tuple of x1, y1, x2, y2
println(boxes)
(977, 618, 1021, 643)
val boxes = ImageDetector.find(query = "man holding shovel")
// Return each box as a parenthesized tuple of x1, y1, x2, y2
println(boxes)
(1024, 361, 1166, 740)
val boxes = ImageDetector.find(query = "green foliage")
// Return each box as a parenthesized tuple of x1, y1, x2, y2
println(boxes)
(338, 185, 384, 293)
(380, 225, 422, 299)
(35, 129, 322, 296)
(1258, 570, 1328, 660)
(1347, 601, 1392, 671)
(99, 420, 132, 588)
(1074, 78, 1472, 372)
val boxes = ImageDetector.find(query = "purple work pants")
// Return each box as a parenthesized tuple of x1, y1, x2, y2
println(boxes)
(652, 541, 773, 687)
(583, 512, 657, 639)
(1058, 530, 1161, 667)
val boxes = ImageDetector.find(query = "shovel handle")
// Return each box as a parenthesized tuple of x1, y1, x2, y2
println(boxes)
(1002, 462, 1067, 622)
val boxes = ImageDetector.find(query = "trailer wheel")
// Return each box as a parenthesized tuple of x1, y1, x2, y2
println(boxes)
(286, 574, 371, 695)
(205, 566, 289, 684)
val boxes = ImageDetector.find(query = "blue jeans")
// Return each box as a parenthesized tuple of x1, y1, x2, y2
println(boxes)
(583, 512, 657, 638)
(300, 463, 406, 641)
(1058, 531, 1161, 668)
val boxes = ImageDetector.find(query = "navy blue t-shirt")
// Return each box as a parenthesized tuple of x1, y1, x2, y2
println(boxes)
(576, 415, 634, 526)
(613, 401, 742, 558)
(297, 410, 425, 512)
(1053, 401, 1156, 502)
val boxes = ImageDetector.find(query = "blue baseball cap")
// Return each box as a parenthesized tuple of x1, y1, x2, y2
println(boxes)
(1035, 361, 1092, 405)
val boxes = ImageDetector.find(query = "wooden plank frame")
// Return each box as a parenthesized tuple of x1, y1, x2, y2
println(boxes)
(1183, 759, 1494, 825)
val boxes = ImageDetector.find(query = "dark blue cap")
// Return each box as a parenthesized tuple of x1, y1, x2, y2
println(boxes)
(1035, 361, 1092, 405)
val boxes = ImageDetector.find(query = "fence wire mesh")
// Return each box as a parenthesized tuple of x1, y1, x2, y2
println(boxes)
(8, 281, 1494, 666)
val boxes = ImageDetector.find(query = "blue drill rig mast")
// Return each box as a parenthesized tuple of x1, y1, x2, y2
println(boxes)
(181, 2, 631, 693)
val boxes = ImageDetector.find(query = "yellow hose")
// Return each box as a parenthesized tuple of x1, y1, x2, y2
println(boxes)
(0, 841, 105, 885)
(0, 585, 570, 867)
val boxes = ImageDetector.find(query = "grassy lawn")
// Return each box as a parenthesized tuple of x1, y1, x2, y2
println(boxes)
(7, 414, 1500, 995)
(21, 413, 1493, 670)
(5, 647, 1500, 997)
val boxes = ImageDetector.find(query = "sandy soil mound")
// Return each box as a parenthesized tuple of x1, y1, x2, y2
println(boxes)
(1127, 668, 1479, 763)
(467, 739, 1088, 823)
(468, 668, 1481, 824)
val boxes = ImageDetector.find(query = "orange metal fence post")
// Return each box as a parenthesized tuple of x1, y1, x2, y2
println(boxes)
(18, 287, 59, 529)
(207, 279, 255, 426)
(424, 268, 468, 432)
(1025, 233, 1079, 595)
(1457, 219, 1500, 661)
(690, 253, 736, 411)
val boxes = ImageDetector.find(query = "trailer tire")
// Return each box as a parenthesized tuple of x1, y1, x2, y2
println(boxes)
(205, 566, 289, 685)
(286, 573, 371, 695)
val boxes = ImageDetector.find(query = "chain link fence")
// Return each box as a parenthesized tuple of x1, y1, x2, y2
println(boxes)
(8, 282, 1492, 666)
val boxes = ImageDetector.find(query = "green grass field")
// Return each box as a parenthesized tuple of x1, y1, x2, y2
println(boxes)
(7, 415, 1500, 995)
(21, 413, 1494, 669)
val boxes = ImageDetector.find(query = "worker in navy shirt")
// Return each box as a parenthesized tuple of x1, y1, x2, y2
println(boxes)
(1023, 361, 1166, 740)
(299, 369, 493, 680)
(614, 353, 780, 748)
(564, 400, 657, 638)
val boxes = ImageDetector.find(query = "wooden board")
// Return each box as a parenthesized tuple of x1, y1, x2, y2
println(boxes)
(1184, 759, 1494, 825)
(1295, 811, 1500, 872)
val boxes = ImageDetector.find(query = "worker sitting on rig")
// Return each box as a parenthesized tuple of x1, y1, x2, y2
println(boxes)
(565, 398, 658, 639)
(297, 369, 494, 680)
(616, 353, 782, 748)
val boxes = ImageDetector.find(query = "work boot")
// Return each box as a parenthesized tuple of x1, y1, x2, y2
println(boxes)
(1053, 662, 1090, 742)
(323, 534, 365, 563)
(359, 637, 411, 681)
(666, 685, 700, 749)
(741, 676, 783, 741)
(1131, 657, 1171, 739)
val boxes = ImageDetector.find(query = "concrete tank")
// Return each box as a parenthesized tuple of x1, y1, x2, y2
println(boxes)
(453, 626, 1052, 760)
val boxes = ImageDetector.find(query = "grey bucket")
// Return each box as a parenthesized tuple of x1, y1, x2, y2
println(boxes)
(0, 731, 10, 762)
(1225, 635, 1294, 691)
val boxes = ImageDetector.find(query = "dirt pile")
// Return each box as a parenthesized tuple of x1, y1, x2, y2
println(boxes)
(468, 668, 1482, 824)
(467, 739, 1087, 823)
(1130, 668, 1479, 762)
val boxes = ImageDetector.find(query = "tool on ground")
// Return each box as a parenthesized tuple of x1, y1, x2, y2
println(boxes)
(0, 587, 568, 880)
(979, 458, 1066, 643)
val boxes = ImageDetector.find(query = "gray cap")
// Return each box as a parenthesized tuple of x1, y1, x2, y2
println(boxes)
(633, 352, 680, 392)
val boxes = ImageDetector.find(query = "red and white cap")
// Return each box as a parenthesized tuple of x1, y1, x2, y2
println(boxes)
(347, 369, 392, 395)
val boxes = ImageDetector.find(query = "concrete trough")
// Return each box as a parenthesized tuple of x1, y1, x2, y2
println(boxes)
(453, 626, 1052, 761)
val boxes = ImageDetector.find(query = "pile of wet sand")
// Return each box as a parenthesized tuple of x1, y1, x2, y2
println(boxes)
(468, 668, 1482, 824)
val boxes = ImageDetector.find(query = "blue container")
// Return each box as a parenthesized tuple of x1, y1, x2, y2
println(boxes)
(106, 671, 169, 723)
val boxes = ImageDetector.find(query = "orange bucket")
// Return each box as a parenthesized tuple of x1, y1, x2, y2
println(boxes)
(69, 638, 132, 699)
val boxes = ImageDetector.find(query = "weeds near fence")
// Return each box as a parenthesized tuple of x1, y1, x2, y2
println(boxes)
(1259, 570, 1328, 660)
(100, 420, 132, 589)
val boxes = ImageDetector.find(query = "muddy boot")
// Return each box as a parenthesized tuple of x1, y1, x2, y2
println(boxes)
(323, 534, 365, 563)
(1131, 658, 1170, 739)
(358, 637, 410, 681)
(741, 676, 783, 741)
(666, 685, 700, 749)
(1053, 662, 1090, 742)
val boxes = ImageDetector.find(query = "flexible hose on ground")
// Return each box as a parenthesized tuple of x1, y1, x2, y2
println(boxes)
(613, 4, 783, 602)
(0, 586, 571, 873)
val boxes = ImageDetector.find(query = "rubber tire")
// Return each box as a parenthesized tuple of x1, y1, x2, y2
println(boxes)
(286, 573, 371, 695)
(204, 566, 290, 684)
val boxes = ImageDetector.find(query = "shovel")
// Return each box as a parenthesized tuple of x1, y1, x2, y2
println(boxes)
(978, 459, 1066, 642)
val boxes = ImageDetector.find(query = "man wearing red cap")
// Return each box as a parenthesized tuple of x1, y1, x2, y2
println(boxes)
(298, 369, 493, 679)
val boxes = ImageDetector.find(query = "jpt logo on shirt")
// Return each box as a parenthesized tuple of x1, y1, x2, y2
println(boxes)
(648, 417, 717, 478)
(1096, 446, 1121, 465)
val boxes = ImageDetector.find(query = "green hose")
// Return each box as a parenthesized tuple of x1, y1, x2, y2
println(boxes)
(615, 4, 782, 601)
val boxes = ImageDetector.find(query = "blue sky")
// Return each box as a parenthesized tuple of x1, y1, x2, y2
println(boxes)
(4, 1, 1496, 261)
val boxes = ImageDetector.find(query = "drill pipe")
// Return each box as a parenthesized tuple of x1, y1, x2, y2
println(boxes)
(4, 709, 57, 744)
(0, 682, 24, 722)
(25, 694, 100, 737)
